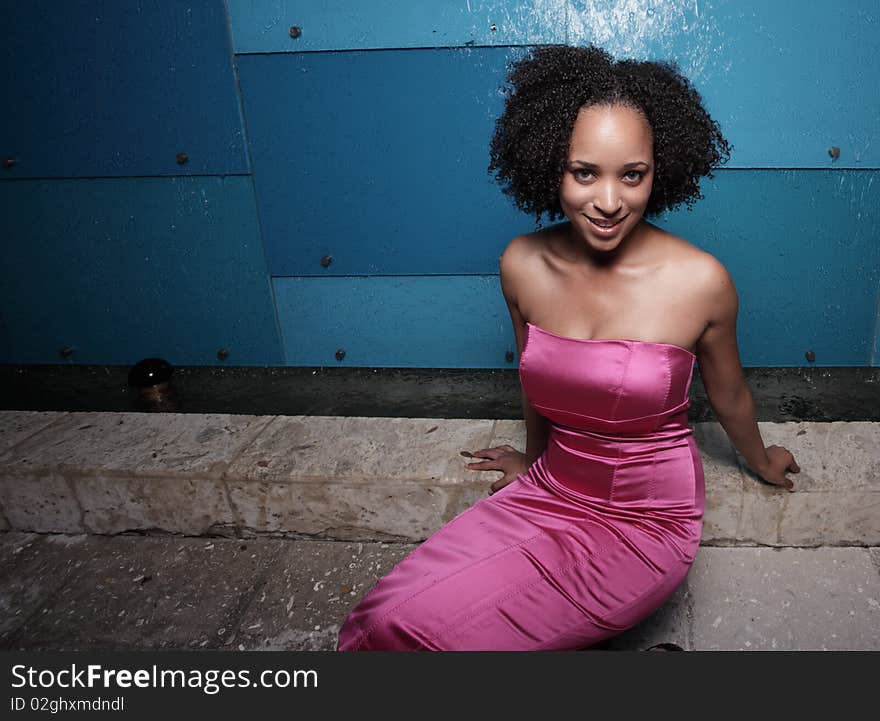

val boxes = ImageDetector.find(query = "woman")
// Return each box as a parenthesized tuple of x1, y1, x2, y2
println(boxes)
(337, 45, 800, 651)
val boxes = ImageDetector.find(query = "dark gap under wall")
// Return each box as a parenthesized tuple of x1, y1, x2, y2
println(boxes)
(1, 365, 878, 422)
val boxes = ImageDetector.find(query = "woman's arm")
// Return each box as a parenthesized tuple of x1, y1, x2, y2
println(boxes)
(695, 259, 799, 490)
(463, 237, 549, 492)
(504, 259, 551, 466)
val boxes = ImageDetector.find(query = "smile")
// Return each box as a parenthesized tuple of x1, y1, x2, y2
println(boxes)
(585, 215, 628, 235)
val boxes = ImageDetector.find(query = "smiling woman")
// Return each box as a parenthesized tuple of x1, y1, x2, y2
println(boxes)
(337, 44, 800, 652)
(560, 105, 654, 251)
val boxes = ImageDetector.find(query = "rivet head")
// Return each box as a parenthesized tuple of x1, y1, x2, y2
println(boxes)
(217, 348, 230, 361)
(60, 346, 74, 359)
(505, 350, 515, 363)
(805, 350, 816, 363)
(176, 152, 189, 165)
(490, 23, 498, 31)
(289, 26, 302, 39)
(828, 146, 840, 159)
(320, 255, 332, 268)
(3, 158, 16, 169)
(335, 349, 346, 362)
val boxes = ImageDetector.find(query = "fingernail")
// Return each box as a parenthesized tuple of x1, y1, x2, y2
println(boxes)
(460, 451, 473, 457)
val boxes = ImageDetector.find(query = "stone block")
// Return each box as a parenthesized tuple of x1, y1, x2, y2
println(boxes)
(701, 489, 743, 545)
(693, 422, 744, 493)
(0, 411, 67, 458)
(227, 478, 454, 541)
(751, 422, 879, 493)
(75, 474, 236, 535)
(778, 492, 880, 546)
(0, 472, 84, 534)
(228, 416, 495, 485)
(0, 412, 273, 476)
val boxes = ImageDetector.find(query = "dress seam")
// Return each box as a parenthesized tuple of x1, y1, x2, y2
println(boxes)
(352, 514, 547, 650)
(430, 525, 613, 647)
(608, 345, 633, 502)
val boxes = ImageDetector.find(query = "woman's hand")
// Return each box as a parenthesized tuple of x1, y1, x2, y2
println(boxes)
(461, 445, 529, 495)
(754, 445, 800, 492)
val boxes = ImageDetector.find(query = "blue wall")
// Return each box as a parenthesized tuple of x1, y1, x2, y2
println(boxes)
(2, 1, 878, 367)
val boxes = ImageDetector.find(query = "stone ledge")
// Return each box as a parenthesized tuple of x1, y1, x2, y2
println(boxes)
(0, 412, 876, 544)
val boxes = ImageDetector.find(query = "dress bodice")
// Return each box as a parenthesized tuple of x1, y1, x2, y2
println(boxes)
(519, 322, 702, 509)
(519, 322, 696, 435)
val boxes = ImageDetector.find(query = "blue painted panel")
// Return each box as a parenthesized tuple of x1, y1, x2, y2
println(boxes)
(229, 2, 879, 168)
(227, 0, 566, 53)
(0, 177, 282, 366)
(274, 246, 878, 370)
(656, 171, 880, 367)
(237, 48, 524, 276)
(690, 0, 880, 169)
(273, 276, 513, 368)
(271, 166, 880, 368)
(1, 1, 248, 178)
(872, 295, 880, 367)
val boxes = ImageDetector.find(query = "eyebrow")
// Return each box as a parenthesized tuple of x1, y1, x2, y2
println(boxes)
(570, 160, 650, 169)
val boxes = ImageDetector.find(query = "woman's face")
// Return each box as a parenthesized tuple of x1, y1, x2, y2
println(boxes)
(559, 103, 654, 255)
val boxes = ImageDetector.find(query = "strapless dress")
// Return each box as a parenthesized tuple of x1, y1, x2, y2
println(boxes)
(337, 321, 705, 650)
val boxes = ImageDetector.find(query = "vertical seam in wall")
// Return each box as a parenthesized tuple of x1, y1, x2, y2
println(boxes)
(222, 0, 253, 174)
(221, 0, 286, 364)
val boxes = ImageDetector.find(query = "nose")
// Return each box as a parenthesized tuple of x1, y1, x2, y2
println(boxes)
(593, 180, 622, 216)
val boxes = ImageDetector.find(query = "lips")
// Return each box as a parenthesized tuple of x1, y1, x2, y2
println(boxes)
(586, 215, 625, 228)
(585, 214, 628, 234)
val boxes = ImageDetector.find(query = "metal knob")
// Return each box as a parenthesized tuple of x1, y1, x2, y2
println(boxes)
(828, 146, 840, 159)
(805, 350, 816, 363)
(217, 348, 230, 361)
(321, 255, 332, 268)
(289, 26, 302, 38)
(335, 349, 346, 361)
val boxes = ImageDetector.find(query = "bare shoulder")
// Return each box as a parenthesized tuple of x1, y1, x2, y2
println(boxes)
(651, 227, 735, 296)
(686, 247, 736, 311)
(655, 230, 738, 324)
(500, 227, 555, 269)
(499, 225, 562, 299)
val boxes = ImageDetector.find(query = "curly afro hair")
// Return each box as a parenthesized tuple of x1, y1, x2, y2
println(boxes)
(488, 45, 731, 221)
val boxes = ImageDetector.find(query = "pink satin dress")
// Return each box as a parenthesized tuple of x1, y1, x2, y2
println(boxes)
(337, 321, 705, 651)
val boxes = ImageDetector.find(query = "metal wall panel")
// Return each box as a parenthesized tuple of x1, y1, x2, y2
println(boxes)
(658, 171, 880, 367)
(273, 224, 879, 369)
(1, 0, 249, 178)
(227, 0, 566, 53)
(237, 47, 521, 277)
(0, 177, 282, 366)
(271, 165, 880, 367)
(273, 275, 512, 368)
(3, 2, 877, 368)
(228, 1, 879, 168)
